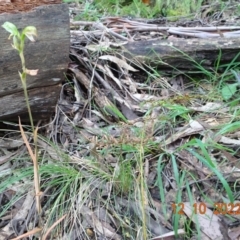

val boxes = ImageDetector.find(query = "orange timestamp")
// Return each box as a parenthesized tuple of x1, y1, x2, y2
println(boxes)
(172, 202, 240, 215)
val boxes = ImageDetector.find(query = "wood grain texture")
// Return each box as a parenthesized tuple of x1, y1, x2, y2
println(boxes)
(0, 3, 69, 121)
(0, 84, 62, 122)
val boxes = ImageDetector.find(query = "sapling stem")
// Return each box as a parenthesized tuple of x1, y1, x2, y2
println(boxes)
(19, 51, 34, 132)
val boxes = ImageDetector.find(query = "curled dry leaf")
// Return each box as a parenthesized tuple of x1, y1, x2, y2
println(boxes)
(151, 229, 185, 240)
(99, 55, 138, 72)
(0, 137, 24, 149)
(162, 121, 204, 146)
(104, 64, 123, 89)
(219, 136, 240, 145)
(189, 102, 224, 112)
(25, 68, 38, 76)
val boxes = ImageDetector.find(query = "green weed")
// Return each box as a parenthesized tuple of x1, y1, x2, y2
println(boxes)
(67, 0, 204, 20)
(184, 139, 234, 202)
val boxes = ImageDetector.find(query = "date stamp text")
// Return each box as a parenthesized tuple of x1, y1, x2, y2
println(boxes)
(171, 202, 240, 215)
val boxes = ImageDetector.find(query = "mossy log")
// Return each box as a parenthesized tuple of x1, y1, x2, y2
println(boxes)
(123, 38, 240, 70)
(0, 3, 69, 122)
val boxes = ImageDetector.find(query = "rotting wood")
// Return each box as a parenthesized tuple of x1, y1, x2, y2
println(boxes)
(122, 38, 240, 70)
(0, 3, 70, 122)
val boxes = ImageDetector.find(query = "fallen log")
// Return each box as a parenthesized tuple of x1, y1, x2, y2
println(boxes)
(0, 2, 69, 122)
(123, 38, 240, 71)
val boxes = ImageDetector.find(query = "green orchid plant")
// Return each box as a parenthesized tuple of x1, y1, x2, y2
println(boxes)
(2, 22, 41, 218)
(2, 22, 38, 129)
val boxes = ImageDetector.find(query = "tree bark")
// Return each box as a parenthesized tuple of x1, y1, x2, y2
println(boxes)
(123, 38, 240, 70)
(0, 3, 69, 122)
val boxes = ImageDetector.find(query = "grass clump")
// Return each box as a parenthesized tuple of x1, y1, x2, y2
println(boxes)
(66, 0, 205, 20)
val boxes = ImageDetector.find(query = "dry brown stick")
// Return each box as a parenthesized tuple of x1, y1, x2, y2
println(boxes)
(70, 20, 96, 26)
(42, 214, 67, 240)
(168, 29, 240, 38)
(19, 121, 41, 216)
(12, 228, 42, 240)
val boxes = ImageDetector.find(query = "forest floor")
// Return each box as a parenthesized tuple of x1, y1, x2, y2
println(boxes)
(1, 1, 240, 239)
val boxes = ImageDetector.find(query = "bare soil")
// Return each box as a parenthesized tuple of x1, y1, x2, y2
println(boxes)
(0, 0, 62, 13)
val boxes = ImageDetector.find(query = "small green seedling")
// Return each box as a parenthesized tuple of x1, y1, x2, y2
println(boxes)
(221, 70, 240, 101)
